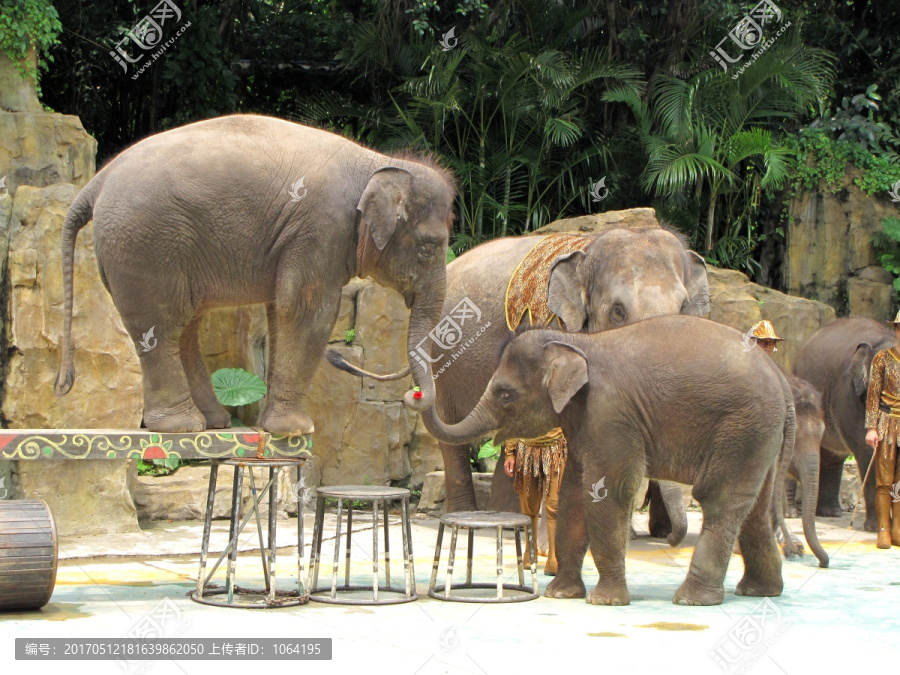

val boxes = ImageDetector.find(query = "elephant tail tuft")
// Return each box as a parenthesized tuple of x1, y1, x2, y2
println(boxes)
(54, 184, 97, 396)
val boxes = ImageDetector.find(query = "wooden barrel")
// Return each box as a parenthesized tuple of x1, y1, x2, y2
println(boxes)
(0, 499, 58, 611)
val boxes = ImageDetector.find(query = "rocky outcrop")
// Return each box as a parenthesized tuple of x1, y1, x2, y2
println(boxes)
(0, 107, 144, 535)
(533, 207, 659, 234)
(708, 268, 836, 371)
(786, 167, 898, 321)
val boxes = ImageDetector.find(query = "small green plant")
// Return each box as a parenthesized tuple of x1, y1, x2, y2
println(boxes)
(873, 217, 900, 298)
(344, 328, 356, 344)
(0, 0, 62, 83)
(477, 439, 501, 462)
(211, 368, 267, 407)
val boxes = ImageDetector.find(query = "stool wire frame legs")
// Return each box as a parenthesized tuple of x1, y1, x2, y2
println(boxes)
(428, 511, 540, 603)
(307, 486, 416, 605)
(191, 459, 307, 608)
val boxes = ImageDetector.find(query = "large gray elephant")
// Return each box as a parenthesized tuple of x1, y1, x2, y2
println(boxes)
(418, 316, 793, 605)
(377, 227, 708, 512)
(55, 115, 455, 434)
(792, 317, 896, 532)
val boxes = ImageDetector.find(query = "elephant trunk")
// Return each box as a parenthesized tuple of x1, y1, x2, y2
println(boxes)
(799, 451, 829, 568)
(418, 395, 501, 446)
(403, 276, 446, 413)
(657, 481, 688, 547)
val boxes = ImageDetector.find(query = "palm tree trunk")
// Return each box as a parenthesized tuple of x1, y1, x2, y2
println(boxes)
(704, 186, 718, 252)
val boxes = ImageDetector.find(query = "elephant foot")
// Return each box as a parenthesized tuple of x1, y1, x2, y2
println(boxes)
(673, 578, 724, 606)
(545, 573, 586, 599)
(257, 406, 315, 435)
(649, 522, 673, 539)
(816, 502, 843, 518)
(864, 514, 878, 533)
(785, 505, 799, 519)
(200, 406, 232, 430)
(587, 580, 630, 606)
(735, 575, 783, 598)
(144, 401, 206, 433)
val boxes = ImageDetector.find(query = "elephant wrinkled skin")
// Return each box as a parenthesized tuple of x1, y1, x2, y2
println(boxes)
(415, 228, 709, 514)
(420, 316, 793, 606)
(54, 115, 455, 434)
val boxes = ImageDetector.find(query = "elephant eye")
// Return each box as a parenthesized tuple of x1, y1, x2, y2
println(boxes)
(417, 243, 438, 259)
(609, 303, 627, 324)
(495, 386, 517, 404)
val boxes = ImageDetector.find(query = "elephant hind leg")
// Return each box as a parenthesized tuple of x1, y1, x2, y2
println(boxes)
(735, 468, 783, 598)
(816, 449, 845, 518)
(179, 314, 231, 429)
(127, 319, 205, 433)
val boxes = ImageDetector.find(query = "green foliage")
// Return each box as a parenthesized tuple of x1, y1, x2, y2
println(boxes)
(873, 217, 900, 297)
(782, 128, 900, 197)
(344, 328, 355, 344)
(0, 0, 62, 82)
(477, 439, 501, 461)
(211, 368, 267, 407)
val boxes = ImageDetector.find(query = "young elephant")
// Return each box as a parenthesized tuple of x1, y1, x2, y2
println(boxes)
(420, 315, 794, 606)
(776, 374, 829, 568)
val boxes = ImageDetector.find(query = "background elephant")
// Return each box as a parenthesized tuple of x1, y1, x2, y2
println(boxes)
(419, 316, 793, 606)
(54, 114, 455, 434)
(792, 317, 896, 532)
(410, 227, 709, 514)
(776, 374, 829, 568)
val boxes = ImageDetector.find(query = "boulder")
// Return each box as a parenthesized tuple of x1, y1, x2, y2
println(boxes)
(14, 460, 139, 536)
(417, 471, 493, 513)
(133, 464, 297, 522)
(785, 167, 898, 321)
(707, 267, 836, 371)
(533, 207, 659, 234)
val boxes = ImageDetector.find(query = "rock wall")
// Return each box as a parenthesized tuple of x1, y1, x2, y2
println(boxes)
(785, 167, 898, 321)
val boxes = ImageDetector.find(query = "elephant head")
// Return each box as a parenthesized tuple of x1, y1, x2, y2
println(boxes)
(356, 164, 456, 411)
(419, 334, 588, 447)
(546, 228, 709, 333)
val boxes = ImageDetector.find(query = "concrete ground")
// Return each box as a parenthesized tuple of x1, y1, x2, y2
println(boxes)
(2, 507, 898, 675)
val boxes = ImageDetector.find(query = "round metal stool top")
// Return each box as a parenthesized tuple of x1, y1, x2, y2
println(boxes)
(218, 458, 305, 467)
(440, 511, 531, 528)
(317, 485, 410, 499)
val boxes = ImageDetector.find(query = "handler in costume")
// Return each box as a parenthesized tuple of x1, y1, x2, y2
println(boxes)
(503, 429, 566, 575)
(748, 320, 784, 355)
(864, 310, 900, 549)
(500, 234, 590, 576)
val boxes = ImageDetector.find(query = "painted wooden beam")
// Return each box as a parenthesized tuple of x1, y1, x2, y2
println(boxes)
(0, 429, 312, 461)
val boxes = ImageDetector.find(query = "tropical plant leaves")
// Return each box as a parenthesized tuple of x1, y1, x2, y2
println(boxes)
(211, 368, 267, 407)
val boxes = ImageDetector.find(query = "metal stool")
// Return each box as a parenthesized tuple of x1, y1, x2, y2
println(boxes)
(190, 458, 307, 608)
(308, 486, 416, 605)
(428, 511, 540, 603)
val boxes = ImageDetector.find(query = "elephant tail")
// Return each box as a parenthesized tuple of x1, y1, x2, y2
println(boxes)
(54, 184, 97, 396)
(772, 373, 798, 558)
(325, 348, 411, 381)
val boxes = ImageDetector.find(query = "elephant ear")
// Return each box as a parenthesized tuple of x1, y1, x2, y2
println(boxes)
(849, 342, 874, 398)
(682, 250, 710, 317)
(547, 251, 587, 331)
(357, 167, 414, 251)
(542, 341, 589, 414)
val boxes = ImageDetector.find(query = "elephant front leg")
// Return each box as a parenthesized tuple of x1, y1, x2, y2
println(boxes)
(584, 492, 633, 606)
(545, 451, 587, 599)
(257, 285, 340, 435)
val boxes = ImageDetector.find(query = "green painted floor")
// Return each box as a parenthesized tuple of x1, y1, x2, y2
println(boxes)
(2, 510, 898, 675)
